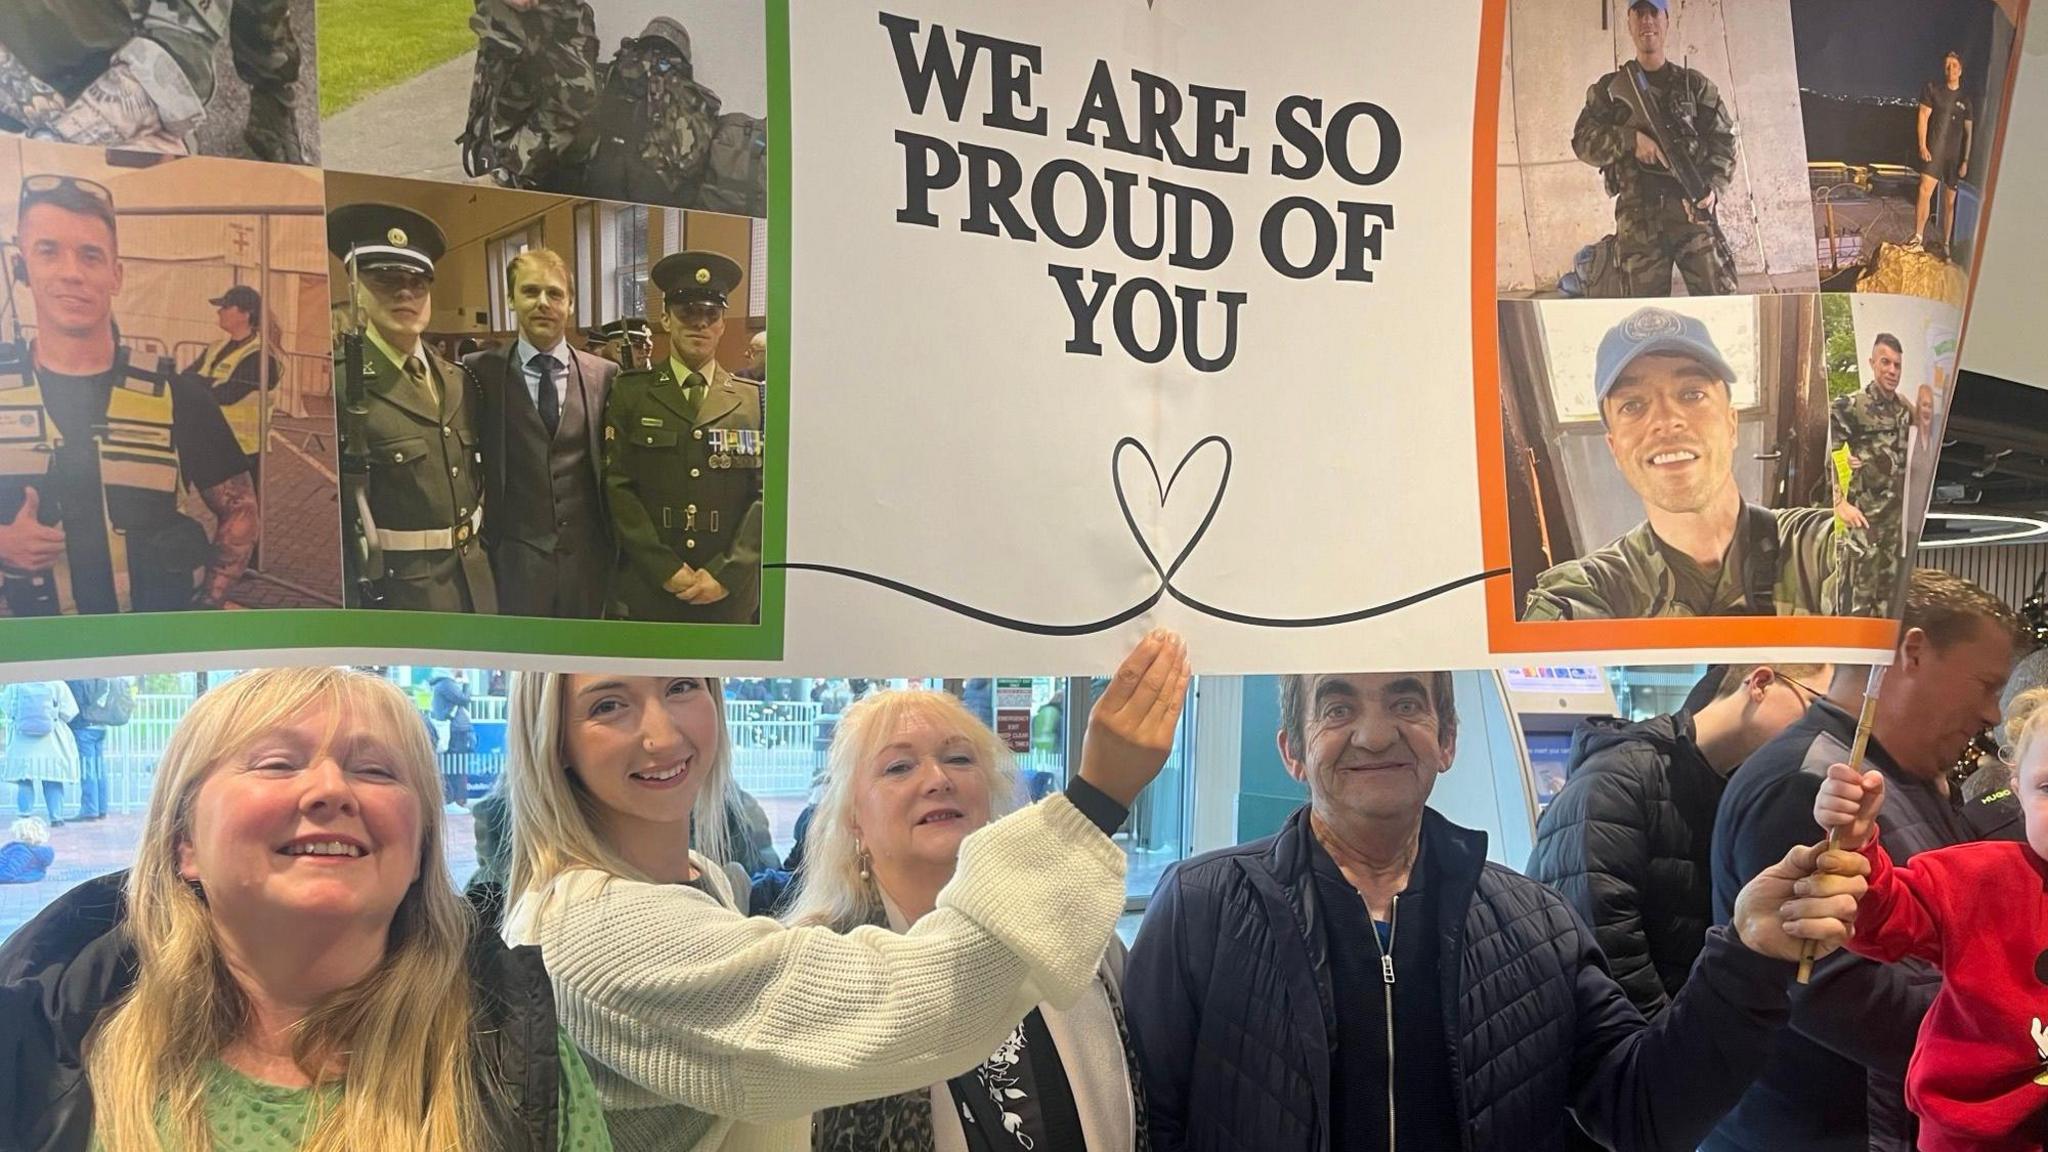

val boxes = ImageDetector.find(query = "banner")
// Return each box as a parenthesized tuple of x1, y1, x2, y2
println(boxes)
(0, 0, 2027, 675)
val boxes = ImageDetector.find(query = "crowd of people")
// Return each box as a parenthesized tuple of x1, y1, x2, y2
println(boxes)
(4, 567, 2048, 1148)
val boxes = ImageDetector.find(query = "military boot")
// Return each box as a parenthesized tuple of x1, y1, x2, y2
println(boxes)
(244, 88, 305, 165)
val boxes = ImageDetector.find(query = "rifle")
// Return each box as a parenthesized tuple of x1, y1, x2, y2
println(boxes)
(1610, 60, 1738, 288)
(337, 251, 386, 607)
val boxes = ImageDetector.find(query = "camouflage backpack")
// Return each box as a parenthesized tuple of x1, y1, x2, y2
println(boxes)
(578, 28, 720, 206)
(697, 112, 768, 218)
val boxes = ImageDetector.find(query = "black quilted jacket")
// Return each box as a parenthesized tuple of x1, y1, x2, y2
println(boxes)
(1526, 711, 1723, 1020)
(1124, 805, 1797, 1152)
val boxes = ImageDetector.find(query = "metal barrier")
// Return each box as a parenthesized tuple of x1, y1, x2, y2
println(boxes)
(728, 699, 823, 798)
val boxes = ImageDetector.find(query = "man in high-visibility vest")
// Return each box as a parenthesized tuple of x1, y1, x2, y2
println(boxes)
(183, 284, 282, 492)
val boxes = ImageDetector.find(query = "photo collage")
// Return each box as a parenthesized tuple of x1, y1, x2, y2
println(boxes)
(1490, 0, 2017, 631)
(0, 0, 773, 634)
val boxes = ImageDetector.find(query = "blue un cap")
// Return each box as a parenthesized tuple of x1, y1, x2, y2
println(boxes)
(1594, 306, 1738, 410)
(1628, 0, 1669, 13)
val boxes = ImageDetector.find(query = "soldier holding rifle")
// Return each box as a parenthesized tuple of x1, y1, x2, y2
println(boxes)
(1573, 0, 1737, 297)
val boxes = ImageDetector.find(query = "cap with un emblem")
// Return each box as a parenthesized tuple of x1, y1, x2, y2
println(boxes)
(1595, 305, 1737, 408)
(652, 250, 742, 309)
(593, 318, 654, 342)
(325, 203, 445, 277)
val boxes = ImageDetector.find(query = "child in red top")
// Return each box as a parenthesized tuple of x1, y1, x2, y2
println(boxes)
(1814, 687, 2048, 1152)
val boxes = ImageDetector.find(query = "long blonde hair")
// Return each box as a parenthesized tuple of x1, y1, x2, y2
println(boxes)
(2005, 686, 2048, 775)
(504, 673, 737, 909)
(781, 690, 1020, 931)
(87, 667, 483, 1152)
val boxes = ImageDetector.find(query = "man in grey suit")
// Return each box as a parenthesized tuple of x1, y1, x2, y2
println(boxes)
(463, 248, 616, 618)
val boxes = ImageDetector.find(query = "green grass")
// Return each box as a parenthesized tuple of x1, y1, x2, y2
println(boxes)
(316, 0, 477, 117)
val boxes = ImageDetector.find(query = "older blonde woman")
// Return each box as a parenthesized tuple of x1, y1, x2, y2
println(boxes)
(784, 687, 1147, 1152)
(0, 667, 612, 1152)
(501, 631, 1191, 1151)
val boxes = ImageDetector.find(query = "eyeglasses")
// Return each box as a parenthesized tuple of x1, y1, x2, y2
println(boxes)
(1774, 674, 1825, 710)
(20, 174, 114, 210)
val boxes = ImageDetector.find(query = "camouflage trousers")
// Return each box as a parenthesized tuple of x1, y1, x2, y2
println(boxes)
(1615, 189, 1731, 297)
(470, 0, 599, 182)
(1838, 516, 1903, 617)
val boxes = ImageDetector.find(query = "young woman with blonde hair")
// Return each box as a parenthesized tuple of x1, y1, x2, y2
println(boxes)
(0, 667, 612, 1152)
(784, 688, 1147, 1152)
(501, 631, 1190, 1151)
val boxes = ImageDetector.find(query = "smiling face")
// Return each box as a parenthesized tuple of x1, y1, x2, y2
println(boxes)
(1280, 673, 1456, 826)
(559, 675, 720, 832)
(1602, 353, 1740, 516)
(20, 202, 122, 338)
(1945, 53, 1963, 86)
(510, 261, 570, 351)
(848, 705, 995, 878)
(1871, 341, 1903, 397)
(176, 697, 423, 935)
(1628, 3, 1667, 62)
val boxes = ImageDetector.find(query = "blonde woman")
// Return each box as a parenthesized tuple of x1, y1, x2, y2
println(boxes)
(785, 688, 1146, 1152)
(502, 631, 1191, 1151)
(0, 667, 613, 1152)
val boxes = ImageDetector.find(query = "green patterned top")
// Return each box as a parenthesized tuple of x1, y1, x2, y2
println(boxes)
(92, 1029, 613, 1150)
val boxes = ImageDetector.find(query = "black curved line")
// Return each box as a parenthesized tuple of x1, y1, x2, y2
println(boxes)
(767, 562, 1164, 636)
(766, 435, 1506, 635)
(1164, 567, 1512, 628)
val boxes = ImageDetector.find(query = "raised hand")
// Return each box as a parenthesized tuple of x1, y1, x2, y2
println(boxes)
(1077, 630, 1191, 807)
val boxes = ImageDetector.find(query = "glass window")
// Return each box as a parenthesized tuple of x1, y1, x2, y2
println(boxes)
(597, 203, 652, 322)
(1604, 664, 1710, 721)
(574, 203, 595, 327)
(486, 227, 537, 332)
(749, 217, 769, 318)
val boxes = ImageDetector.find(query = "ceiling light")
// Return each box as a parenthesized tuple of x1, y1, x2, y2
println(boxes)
(1919, 512, 2048, 548)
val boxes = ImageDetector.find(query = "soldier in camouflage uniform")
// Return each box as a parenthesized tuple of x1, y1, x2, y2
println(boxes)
(0, 0, 302, 161)
(463, 0, 599, 188)
(1830, 333, 1914, 618)
(1523, 307, 1840, 621)
(1572, 0, 1737, 297)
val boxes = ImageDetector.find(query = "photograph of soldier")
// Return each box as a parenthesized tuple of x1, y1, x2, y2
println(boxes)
(1823, 292, 1957, 620)
(0, 0, 316, 163)
(322, 170, 769, 624)
(1798, 0, 2016, 302)
(319, 0, 766, 218)
(326, 201, 494, 614)
(1500, 298, 1843, 621)
(588, 316, 652, 371)
(603, 249, 763, 625)
(1496, 0, 1818, 298)
(0, 143, 344, 618)
(461, 246, 615, 619)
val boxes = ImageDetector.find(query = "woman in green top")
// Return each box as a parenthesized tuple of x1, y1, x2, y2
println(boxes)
(69, 667, 613, 1152)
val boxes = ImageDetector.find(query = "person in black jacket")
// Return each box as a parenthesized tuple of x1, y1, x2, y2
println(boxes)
(1707, 569, 2027, 1152)
(1124, 670, 1871, 1152)
(1527, 660, 1831, 1019)
(0, 666, 610, 1151)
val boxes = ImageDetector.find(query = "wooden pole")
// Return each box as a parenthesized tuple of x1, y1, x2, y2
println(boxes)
(1796, 666, 1887, 984)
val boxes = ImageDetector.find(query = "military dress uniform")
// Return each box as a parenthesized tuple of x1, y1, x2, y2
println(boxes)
(1830, 382, 1913, 617)
(327, 204, 495, 614)
(1572, 51, 1737, 297)
(1522, 306, 1841, 621)
(604, 252, 763, 624)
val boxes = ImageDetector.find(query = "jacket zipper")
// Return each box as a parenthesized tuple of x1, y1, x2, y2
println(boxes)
(1370, 893, 1399, 1152)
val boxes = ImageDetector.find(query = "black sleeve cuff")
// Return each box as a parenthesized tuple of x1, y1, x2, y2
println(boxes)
(1064, 777, 1130, 837)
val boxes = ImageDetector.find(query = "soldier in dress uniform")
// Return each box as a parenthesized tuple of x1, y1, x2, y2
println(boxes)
(327, 202, 495, 614)
(588, 317, 653, 370)
(1830, 333, 1914, 618)
(1523, 306, 1840, 621)
(602, 249, 762, 624)
(0, 173, 256, 616)
(1572, 0, 1737, 297)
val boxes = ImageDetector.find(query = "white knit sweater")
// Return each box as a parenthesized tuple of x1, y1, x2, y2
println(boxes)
(503, 792, 1127, 1152)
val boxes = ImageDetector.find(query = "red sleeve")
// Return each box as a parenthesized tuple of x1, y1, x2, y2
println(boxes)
(1843, 837, 1952, 968)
